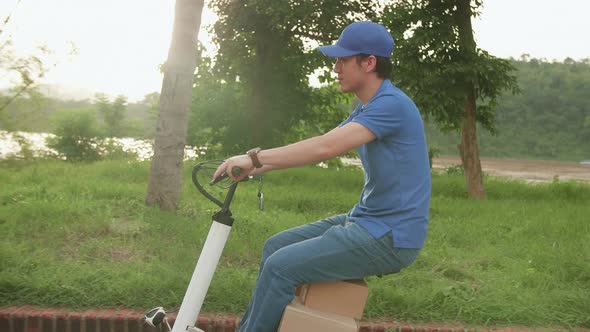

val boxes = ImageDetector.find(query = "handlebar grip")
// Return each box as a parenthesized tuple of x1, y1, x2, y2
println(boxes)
(209, 166, 244, 185)
(231, 166, 242, 176)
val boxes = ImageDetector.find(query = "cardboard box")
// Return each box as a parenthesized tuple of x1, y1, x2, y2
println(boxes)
(278, 301, 359, 332)
(297, 279, 368, 320)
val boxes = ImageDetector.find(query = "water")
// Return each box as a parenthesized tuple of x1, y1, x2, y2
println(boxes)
(0, 130, 207, 161)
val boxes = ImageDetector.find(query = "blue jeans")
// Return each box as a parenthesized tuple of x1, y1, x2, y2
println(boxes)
(236, 213, 421, 332)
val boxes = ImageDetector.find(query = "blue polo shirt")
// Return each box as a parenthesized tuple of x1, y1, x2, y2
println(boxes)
(338, 79, 431, 249)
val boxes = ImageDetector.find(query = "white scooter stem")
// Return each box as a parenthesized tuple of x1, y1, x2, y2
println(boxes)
(172, 220, 232, 332)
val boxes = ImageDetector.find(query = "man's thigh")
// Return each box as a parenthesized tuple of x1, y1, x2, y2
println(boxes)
(265, 221, 413, 283)
(263, 213, 348, 254)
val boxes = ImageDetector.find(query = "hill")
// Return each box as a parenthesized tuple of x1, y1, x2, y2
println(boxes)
(425, 58, 590, 161)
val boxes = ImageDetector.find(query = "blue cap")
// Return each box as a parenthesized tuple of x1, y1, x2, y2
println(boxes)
(318, 21, 394, 58)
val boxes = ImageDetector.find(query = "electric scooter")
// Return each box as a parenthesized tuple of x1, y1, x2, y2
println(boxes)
(144, 159, 263, 332)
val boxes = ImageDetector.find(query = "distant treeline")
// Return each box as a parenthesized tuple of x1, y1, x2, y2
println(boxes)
(425, 58, 590, 161)
(0, 93, 158, 139)
(1, 58, 588, 161)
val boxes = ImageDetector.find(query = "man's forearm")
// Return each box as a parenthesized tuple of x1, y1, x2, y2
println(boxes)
(241, 122, 373, 176)
(248, 122, 373, 171)
(257, 135, 331, 169)
(248, 163, 280, 176)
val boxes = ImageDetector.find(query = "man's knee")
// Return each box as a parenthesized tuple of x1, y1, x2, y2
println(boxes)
(262, 250, 287, 277)
(262, 247, 302, 278)
(262, 233, 284, 259)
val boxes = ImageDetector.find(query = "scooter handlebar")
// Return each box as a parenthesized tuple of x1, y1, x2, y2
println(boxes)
(209, 166, 243, 186)
(192, 160, 262, 209)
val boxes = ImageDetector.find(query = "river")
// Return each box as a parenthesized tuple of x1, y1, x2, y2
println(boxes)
(0, 130, 205, 161)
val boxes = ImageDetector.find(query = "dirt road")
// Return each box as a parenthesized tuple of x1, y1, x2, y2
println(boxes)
(433, 156, 590, 183)
(342, 156, 590, 183)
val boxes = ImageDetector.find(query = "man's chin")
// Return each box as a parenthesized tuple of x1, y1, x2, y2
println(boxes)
(338, 84, 352, 93)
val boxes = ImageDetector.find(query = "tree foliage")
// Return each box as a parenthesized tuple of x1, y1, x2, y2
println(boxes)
(380, 0, 521, 198)
(0, 3, 77, 112)
(426, 58, 590, 160)
(0, 39, 50, 112)
(188, 56, 355, 157)
(381, 0, 519, 133)
(285, 83, 356, 143)
(0, 93, 153, 140)
(189, 0, 377, 154)
(94, 93, 127, 137)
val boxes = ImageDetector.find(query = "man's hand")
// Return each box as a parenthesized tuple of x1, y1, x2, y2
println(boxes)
(212, 154, 255, 183)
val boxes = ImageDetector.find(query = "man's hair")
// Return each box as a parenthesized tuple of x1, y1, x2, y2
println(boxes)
(355, 54, 392, 80)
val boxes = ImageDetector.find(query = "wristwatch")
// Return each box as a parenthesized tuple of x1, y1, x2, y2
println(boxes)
(246, 147, 263, 168)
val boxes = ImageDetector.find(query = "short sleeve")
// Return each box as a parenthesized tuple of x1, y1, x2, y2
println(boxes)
(338, 106, 360, 128)
(337, 118, 348, 128)
(351, 97, 403, 140)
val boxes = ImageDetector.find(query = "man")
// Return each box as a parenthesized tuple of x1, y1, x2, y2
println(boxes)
(212, 21, 431, 332)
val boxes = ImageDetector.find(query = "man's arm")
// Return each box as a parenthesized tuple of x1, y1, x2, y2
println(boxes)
(256, 122, 376, 169)
(211, 122, 376, 181)
(248, 164, 279, 176)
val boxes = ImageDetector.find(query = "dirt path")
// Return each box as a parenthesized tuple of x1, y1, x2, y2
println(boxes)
(342, 156, 590, 183)
(433, 156, 590, 183)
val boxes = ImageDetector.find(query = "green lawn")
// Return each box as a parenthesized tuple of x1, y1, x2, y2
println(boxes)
(0, 159, 589, 328)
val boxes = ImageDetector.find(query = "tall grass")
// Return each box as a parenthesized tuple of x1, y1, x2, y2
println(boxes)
(0, 159, 588, 328)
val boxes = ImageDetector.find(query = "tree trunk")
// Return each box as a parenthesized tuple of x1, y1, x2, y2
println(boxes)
(456, 0, 486, 199)
(251, 18, 279, 148)
(459, 90, 486, 199)
(145, 0, 204, 210)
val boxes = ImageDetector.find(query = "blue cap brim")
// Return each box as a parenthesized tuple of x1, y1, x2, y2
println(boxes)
(317, 45, 360, 57)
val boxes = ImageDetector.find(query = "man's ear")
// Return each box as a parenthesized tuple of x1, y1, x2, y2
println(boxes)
(365, 55, 377, 74)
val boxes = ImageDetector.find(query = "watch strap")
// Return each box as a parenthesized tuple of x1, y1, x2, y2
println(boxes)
(247, 147, 263, 168)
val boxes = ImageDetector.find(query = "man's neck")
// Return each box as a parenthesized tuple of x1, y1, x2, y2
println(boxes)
(356, 77, 385, 106)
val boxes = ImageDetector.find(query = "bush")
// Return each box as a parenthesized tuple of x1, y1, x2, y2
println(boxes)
(445, 164, 465, 175)
(428, 146, 440, 169)
(46, 110, 102, 162)
(6, 133, 35, 160)
(98, 138, 138, 161)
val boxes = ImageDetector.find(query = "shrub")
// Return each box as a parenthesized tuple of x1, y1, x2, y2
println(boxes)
(46, 110, 102, 162)
(98, 138, 138, 161)
(445, 164, 465, 175)
(428, 146, 440, 169)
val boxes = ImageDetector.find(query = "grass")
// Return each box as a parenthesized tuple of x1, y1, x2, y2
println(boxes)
(0, 158, 589, 328)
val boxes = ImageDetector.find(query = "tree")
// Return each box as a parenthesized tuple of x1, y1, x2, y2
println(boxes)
(425, 58, 590, 161)
(0, 3, 77, 112)
(382, 0, 518, 199)
(145, 0, 204, 210)
(94, 93, 127, 137)
(203, 0, 377, 154)
(140, 92, 160, 138)
(582, 116, 590, 142)
(0, 37, 49, 112)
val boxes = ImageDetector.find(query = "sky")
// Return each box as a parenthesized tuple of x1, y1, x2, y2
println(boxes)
(1, 0, 589, 102)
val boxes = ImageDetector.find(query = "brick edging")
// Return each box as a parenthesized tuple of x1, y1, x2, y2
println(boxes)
(0, 305, 587, 332)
